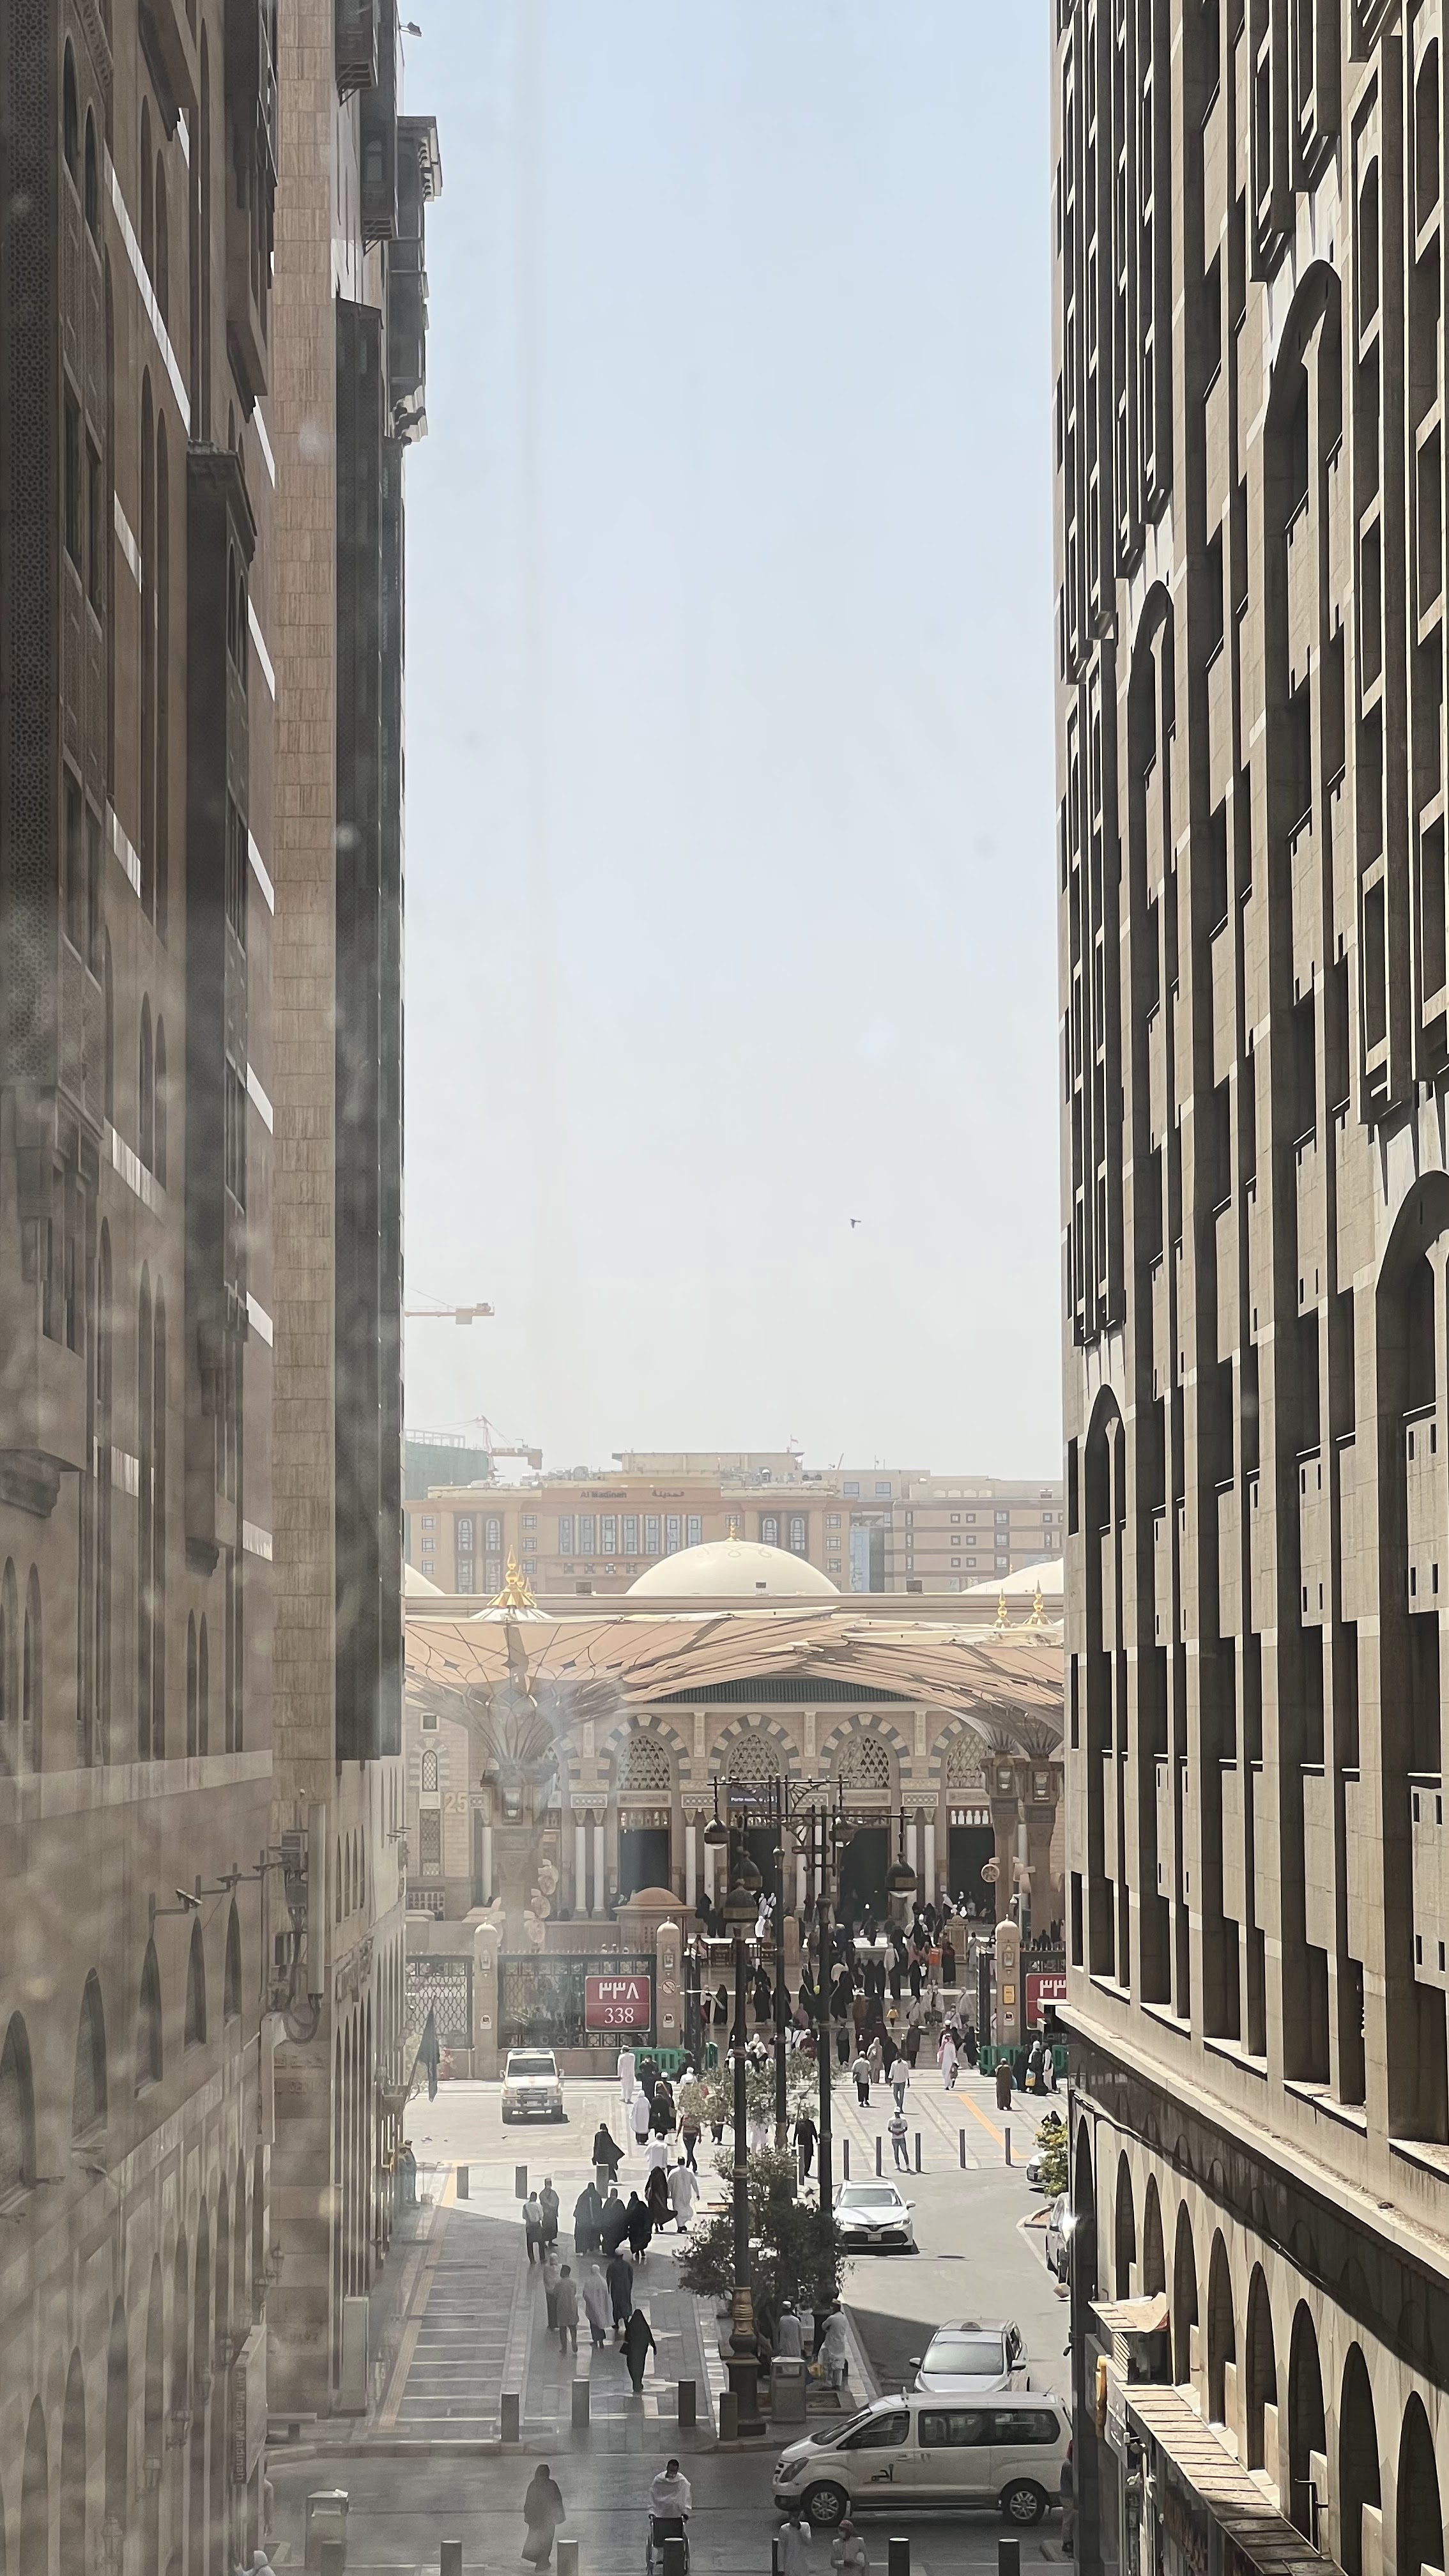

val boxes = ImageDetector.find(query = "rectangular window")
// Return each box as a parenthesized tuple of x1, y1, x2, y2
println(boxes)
(523, 1514, 537, 1528)
(63, 772, 84, 951)
(843, 1481, 859, 1498)
(875, 1481, 891, 1498)
(645, 1514, 660, 1553)
(622, 1514, 638, 1555)
(558, 1516, 574, 1554)
(665, 1514, 682, 1552)
(601, 1515, 617, 1554)
(687, 1514, 702, 1545)
(420, 1515, 436, 1529)
(826, 1513, 841, 1527)
(418, 1810, 441, 1873)
(63, 386, 82, 566)
(86, 439, 104, 610)
(578, 1514, 596, 1554)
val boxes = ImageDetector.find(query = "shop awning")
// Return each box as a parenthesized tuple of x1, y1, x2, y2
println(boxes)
(1123, 2380, 1326, 2576)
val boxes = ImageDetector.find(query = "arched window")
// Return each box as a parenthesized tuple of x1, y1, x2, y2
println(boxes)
(420, 1747, 438, 1791)
(184, 1922, 206, 2048)
(137, 1268, 152, 1758)
(102, 930, 114, 1117)
(1172, 2202, 1198, 2388)
(1206, 2234, 1235, 2427)
(0, 1558, 16, 1765)
(22, 1569, 41, 1761)
(1113, 2154, 1137, 2298)
(63, 43, 79, 180)
(153, 158, 168, 328)
(186, 1614, 197, 1756)
(197, 1615, 209, 1755)
(1245, 2266, 1277, 2470)
(153, 1018, 167, 1185)
(837, 1735, 891, 1790)
(1141, 2175, 1166, 2294)
(0, 2014, 36, 2200)
(83, 111, 98, 234)
(139, 375, 155, 917)
(135, 1942, 162, 2091)
(197, 38, 212, 434)
(72, 1972, 107, 2138)
(60, 2347, 86, 2576)
(96, 1227, 112, 1760)
(139, 103, 153, 278)
(155, 418, 169, 936)
(1339, 2345, 1381, 2576)
(224, 1903, 241, 2022)
(151, 1294, 166, 1756)
(1398, 2393, 1443, 2576)
(139, 997, 153, 1170)
(1287, 2304, 1326, 2540)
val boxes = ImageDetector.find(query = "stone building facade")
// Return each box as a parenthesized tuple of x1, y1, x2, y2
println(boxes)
(1056, 4, 1449, 2572)
(0, 2, 434, 2568)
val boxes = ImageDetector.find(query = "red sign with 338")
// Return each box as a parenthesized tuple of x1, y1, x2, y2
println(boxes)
(585, 1974, 652, 2031)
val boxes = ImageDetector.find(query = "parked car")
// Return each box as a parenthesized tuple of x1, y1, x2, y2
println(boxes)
(501, 2048, 565, 2122)
(832, 2181, 916, 2251)
(1044, 2193, 1071, 2280)
(772, 2389, 1069, 2527)
(907, 2322, 1025, 2393)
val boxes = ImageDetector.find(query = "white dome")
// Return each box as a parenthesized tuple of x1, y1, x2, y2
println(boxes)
(626, 1536, 839, 1601)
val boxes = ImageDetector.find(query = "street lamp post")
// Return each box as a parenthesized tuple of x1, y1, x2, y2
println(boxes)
(723, 1871, 763, 2435)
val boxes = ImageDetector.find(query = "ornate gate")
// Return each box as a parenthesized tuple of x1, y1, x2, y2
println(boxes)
(499, 1954, 655, 2053)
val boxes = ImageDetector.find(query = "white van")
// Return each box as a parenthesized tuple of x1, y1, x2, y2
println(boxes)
(772, 2390, 1069, 2527)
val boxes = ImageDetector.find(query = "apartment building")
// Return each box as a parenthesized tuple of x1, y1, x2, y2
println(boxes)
(404, 1451, 1063, 1598)
(0, 0, 433, 2550)
(1056, 6, 1449, 2573)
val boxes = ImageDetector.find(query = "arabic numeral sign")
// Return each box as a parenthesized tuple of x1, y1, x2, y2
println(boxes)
(585, 1974, 652, 2031)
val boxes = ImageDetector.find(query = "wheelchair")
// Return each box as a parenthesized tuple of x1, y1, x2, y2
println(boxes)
(646, 2515, 690, 2576)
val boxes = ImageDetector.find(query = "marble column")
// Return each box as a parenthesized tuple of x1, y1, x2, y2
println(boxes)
(685, 1815, 698, 1910)
(575, 1818, 588, 1917)
(594, 1818, 606, 1918)
(481, 1822, 494, 1906)
(704, 1837, 717, 1909)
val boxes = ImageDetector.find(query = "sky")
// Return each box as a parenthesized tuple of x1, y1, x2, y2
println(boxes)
(401, 3, 1060, 1482)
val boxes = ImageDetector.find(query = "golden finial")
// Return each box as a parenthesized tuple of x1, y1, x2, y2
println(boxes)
(993, 1588, 1009, 1632)
(1026, 1584, 1047, 1629)
(491, 1550, 537, 1610)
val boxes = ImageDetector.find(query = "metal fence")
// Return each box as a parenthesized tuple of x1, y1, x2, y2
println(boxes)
(499, 1953, 655, 2053)
(406, 1954, 473, 2050)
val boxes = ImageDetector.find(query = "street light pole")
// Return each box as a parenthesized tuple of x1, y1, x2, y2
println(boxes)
(814, 1804, 835, 2309)
(724, 1876, 764, 2434)
(774, 1779, 789, 2148)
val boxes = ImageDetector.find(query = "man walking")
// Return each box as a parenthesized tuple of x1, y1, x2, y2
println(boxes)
(606, 2248, 634, 2336)
(580, 2264, 612, 2349)
(888, 2109, 910, 2172)
(776, 2509, 813, 2576)
(668, 2156, 700, 2232)
(793, 2110, 818, 2181)
(523, 2190, 544, 2264)
(540, 2178, 560, 2248)
(555, 2264, 579, 2355)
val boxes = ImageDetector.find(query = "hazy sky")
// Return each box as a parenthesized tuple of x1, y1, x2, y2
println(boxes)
(401, 4, 1059, 1481)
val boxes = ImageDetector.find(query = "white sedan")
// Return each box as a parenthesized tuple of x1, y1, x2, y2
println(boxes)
(832, 2181, 916, 2251)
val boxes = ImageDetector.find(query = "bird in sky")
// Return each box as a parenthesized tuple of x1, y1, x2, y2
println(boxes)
(849, 1218, 861, 1229)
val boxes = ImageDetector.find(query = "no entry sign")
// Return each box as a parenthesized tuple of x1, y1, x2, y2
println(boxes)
(585, 1974, 652, 2031)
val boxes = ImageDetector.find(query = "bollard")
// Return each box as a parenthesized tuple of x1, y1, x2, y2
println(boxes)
(875, 2135, 882, 2177)
(914, 2133, 922, 2173)
(441, 2548, 462, 2576)
(960, 2129, 967, 2169)
(772, 2542, 781, 2576)
(889, 2539, 910, 2576)
(663, 2545, 686, 2576)
(515, 2166, 528, 2199)
(456, 2165, 469, 2200)
(558, 2545, 579, 2576)
(571, 2378, 590, 2428)
(500, 2392, 520, 2444)
(1004, 2126, 1012, 2167)
(998, 2541, 1022, 2576)
(841, 2138, 850, 2181)
(678, 2379, 697, 2428)
(719, 2389, 739, 2441)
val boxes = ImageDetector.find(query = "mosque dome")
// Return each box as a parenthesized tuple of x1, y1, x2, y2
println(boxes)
(626, 1535, 839, 1600)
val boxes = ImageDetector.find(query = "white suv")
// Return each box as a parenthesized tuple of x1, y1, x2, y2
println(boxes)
(501, 2049, 564, 2122)
(772, 2390, 1068, 2528)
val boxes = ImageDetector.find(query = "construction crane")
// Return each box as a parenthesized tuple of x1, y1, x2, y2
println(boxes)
(407, 1415, 543, 1472)
(403, 1295, 494, 1324)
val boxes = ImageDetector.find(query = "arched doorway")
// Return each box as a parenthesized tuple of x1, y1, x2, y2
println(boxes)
(1245, 2267, 1276, 2472)
(20, 2401, 47, 2576)
(143, 2259, 164, 2576)
(1114, 2154, 1136, 2297)
(1142, 2177, 1166, 2294)
(104, 2300, 128, 2572)
(1072, 2118, 1097, 2301)
(59, 2354, 86, 2576)
(1207, 2235, 1235, 2428)
(1287, 2304, 1326, 2540)
(615, 1735, 673, 1897)
(1338, 2345, 1380, 2576)
(1172, 2204, 1198, 2388)
(1397, 2393, 1443, 2576)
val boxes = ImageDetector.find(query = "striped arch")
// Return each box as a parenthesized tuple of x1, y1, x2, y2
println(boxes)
(934, 1719, 992, 1788)
(597, 1710, 694, 1787)
(708, 1711, 802, 1779)
(816, 1712, 914, 1777)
